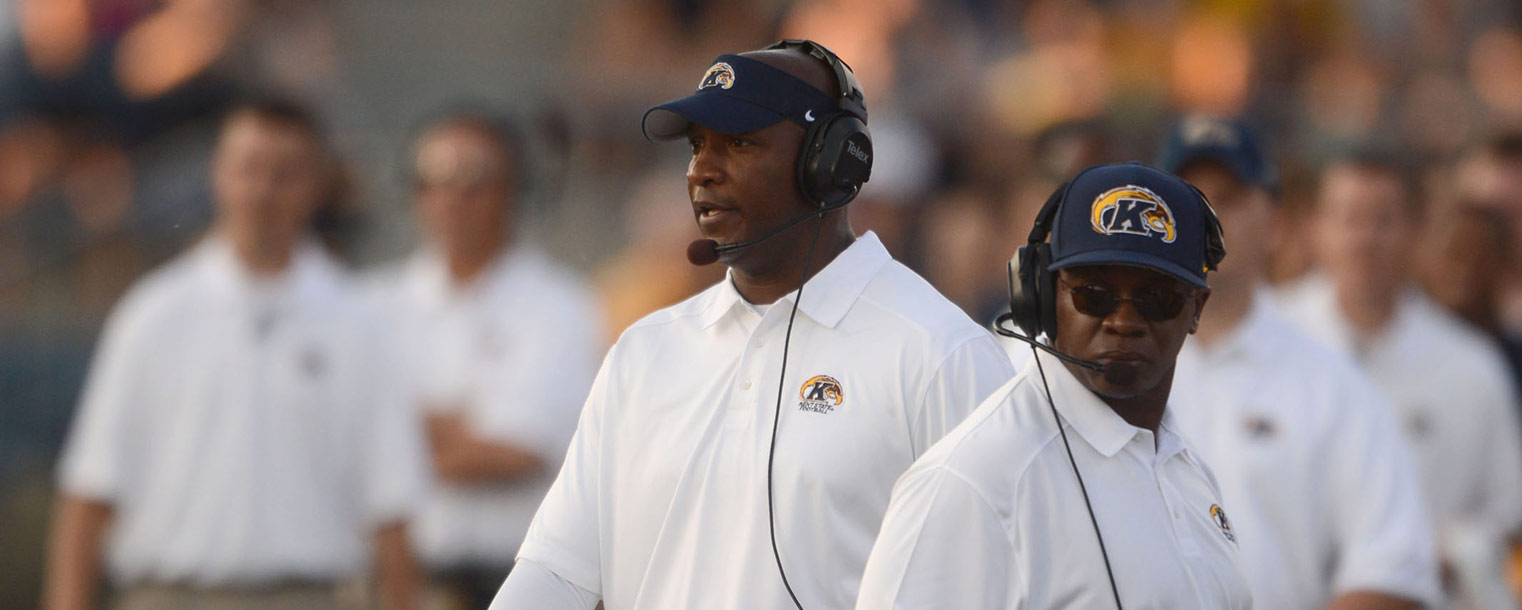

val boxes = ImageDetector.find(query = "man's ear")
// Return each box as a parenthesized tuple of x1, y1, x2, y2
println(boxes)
(1189, 287, 1211, 334)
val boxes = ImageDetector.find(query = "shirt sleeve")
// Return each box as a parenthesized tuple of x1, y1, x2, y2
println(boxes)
(855, 465, 1013, 609)
(57, 285, 155, 501)
(1324, 374, 1442, 605)
(358, 307, 432, 526)
(513, 344, 618, 594)
(489, 559, 600, 609)
(911, 335, 1015, 456)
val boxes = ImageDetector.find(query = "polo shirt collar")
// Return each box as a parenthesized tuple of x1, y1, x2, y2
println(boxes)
(1155, 410, 1192, 463)
(403, 244, 524, 308)
(195, 235, 332, 300)
(1292, 273, 1428, 357)
(697, 231, 891, 330)
(1033, 349, 1142, 458)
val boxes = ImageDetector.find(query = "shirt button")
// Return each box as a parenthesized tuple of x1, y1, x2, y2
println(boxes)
(741, 380, 752, 390)
(1173, 509, 1182, 520)
(754, 339, 766, 348)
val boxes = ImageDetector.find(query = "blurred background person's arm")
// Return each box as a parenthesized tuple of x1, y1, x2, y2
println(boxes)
(41, 496, 112, 610)
(424, 412, 543, 483)
(372, 520, 420, 610)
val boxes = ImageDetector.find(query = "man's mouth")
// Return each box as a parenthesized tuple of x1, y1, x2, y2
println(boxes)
(1095, 351, 1148, 365)
(694, 201, 737, 230)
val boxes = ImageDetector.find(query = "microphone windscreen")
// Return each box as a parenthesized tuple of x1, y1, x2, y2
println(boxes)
(1102, 362, 1137, 387)
(687, 239, 720, 266)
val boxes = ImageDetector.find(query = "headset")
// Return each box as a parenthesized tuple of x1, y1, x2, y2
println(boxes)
(765, 39, 873, 209)
(997, 173, 1225, 608)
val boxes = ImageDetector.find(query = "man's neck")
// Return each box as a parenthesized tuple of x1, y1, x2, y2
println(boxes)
(231, 238, 296, 278)
(730, 227, 855, 305)
(1335, 281, 1403, 340)
(1100, 367, 1175, 436)
(446, 242, 507, 288)
(1192, 282, 1254, 350)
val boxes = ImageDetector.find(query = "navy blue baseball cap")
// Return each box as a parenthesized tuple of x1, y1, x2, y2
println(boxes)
(642, 54, 838, 140)
(1156, 115, 1279, 195)
(1049, 163, 1219, 289)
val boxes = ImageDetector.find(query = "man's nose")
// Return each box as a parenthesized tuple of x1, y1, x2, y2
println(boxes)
(688, 144, 725, 187)
(1101, 299, 1148, 336)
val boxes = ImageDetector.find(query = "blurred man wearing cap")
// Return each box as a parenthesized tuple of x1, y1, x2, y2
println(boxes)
(856, 163, 1250, 608)
(1160, 116, 1439, 609)
(1279, 153, 1522, 609)
(491, 40, 1013, 609)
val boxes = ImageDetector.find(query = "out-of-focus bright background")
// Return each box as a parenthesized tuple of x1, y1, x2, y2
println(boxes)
(3, 0, 1521, 606)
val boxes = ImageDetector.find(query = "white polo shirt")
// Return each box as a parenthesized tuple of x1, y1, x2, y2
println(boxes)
(58, 238, 430, 587)
(1171, 290, 1439, 609)
(371, 245, 601, 569)
(856, 350, 1252, 610)
(1277, 275, 1522, 545)
(500, 232, 1016, 609)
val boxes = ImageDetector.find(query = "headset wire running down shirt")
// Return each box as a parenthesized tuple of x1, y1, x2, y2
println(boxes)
(855, 349, 1252, 609)
(491, 231, 1016, 609)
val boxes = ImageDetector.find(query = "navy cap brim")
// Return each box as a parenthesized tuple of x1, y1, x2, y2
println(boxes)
(641, 94, 789, 141)
(1050, 250, 1209, 289)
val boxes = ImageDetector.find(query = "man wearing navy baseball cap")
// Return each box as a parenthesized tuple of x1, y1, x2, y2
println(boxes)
(857, 163, 1255, 609)
(1160, 115, 1440, 610)
(493, 41, 1014, 610)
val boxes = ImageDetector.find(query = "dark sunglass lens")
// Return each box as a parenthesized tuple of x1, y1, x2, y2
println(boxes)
(1135, 290, 1187, 320)
(1071, 285, 1120, 317)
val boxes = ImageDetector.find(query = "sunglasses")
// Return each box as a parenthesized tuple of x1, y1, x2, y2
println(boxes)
(1058, 279, 1194, 321)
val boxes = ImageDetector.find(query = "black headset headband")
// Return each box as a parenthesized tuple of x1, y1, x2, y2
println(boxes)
(765, 39, 868, 124)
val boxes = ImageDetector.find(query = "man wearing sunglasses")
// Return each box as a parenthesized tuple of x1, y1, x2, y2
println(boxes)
(1160, 116, 1438, 610)
(856, 163, 1252, 608)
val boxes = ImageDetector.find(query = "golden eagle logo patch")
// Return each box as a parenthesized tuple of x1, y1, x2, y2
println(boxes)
(1211, 504, 1236, 544)
(1090, 185, 1177, 244)
(798, 375, 844, 414)
(698, 62, 736, 91)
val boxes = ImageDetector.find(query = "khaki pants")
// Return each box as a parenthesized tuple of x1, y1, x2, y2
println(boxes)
(114, 582, 361, 610)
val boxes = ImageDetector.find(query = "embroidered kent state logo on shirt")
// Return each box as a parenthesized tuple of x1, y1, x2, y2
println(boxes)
(1210, 504, 1236, 545)
(1090, 185, 1177, 244)
(798, 375, 844, 414)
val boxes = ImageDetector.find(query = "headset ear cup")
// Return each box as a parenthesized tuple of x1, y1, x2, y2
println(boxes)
(1034, 244, 1059, 342)
(1010, 247, 1037, 336)
(797, 113, 871, 207)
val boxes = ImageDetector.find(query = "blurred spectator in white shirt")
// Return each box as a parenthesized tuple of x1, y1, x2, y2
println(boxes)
(368, 111, 602, 610)
(1279, 154, 1522, 609)
(44, 99, 429, 610)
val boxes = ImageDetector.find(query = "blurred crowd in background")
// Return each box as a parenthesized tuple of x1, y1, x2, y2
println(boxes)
(5, 0, 1522, 607)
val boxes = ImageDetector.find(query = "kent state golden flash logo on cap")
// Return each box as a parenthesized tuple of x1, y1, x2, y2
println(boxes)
(1090, 185, 1177, 244)
(798, 375, 844, 414)
(698, 62, 736, 91)
(1210, 504, 1236, 545)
